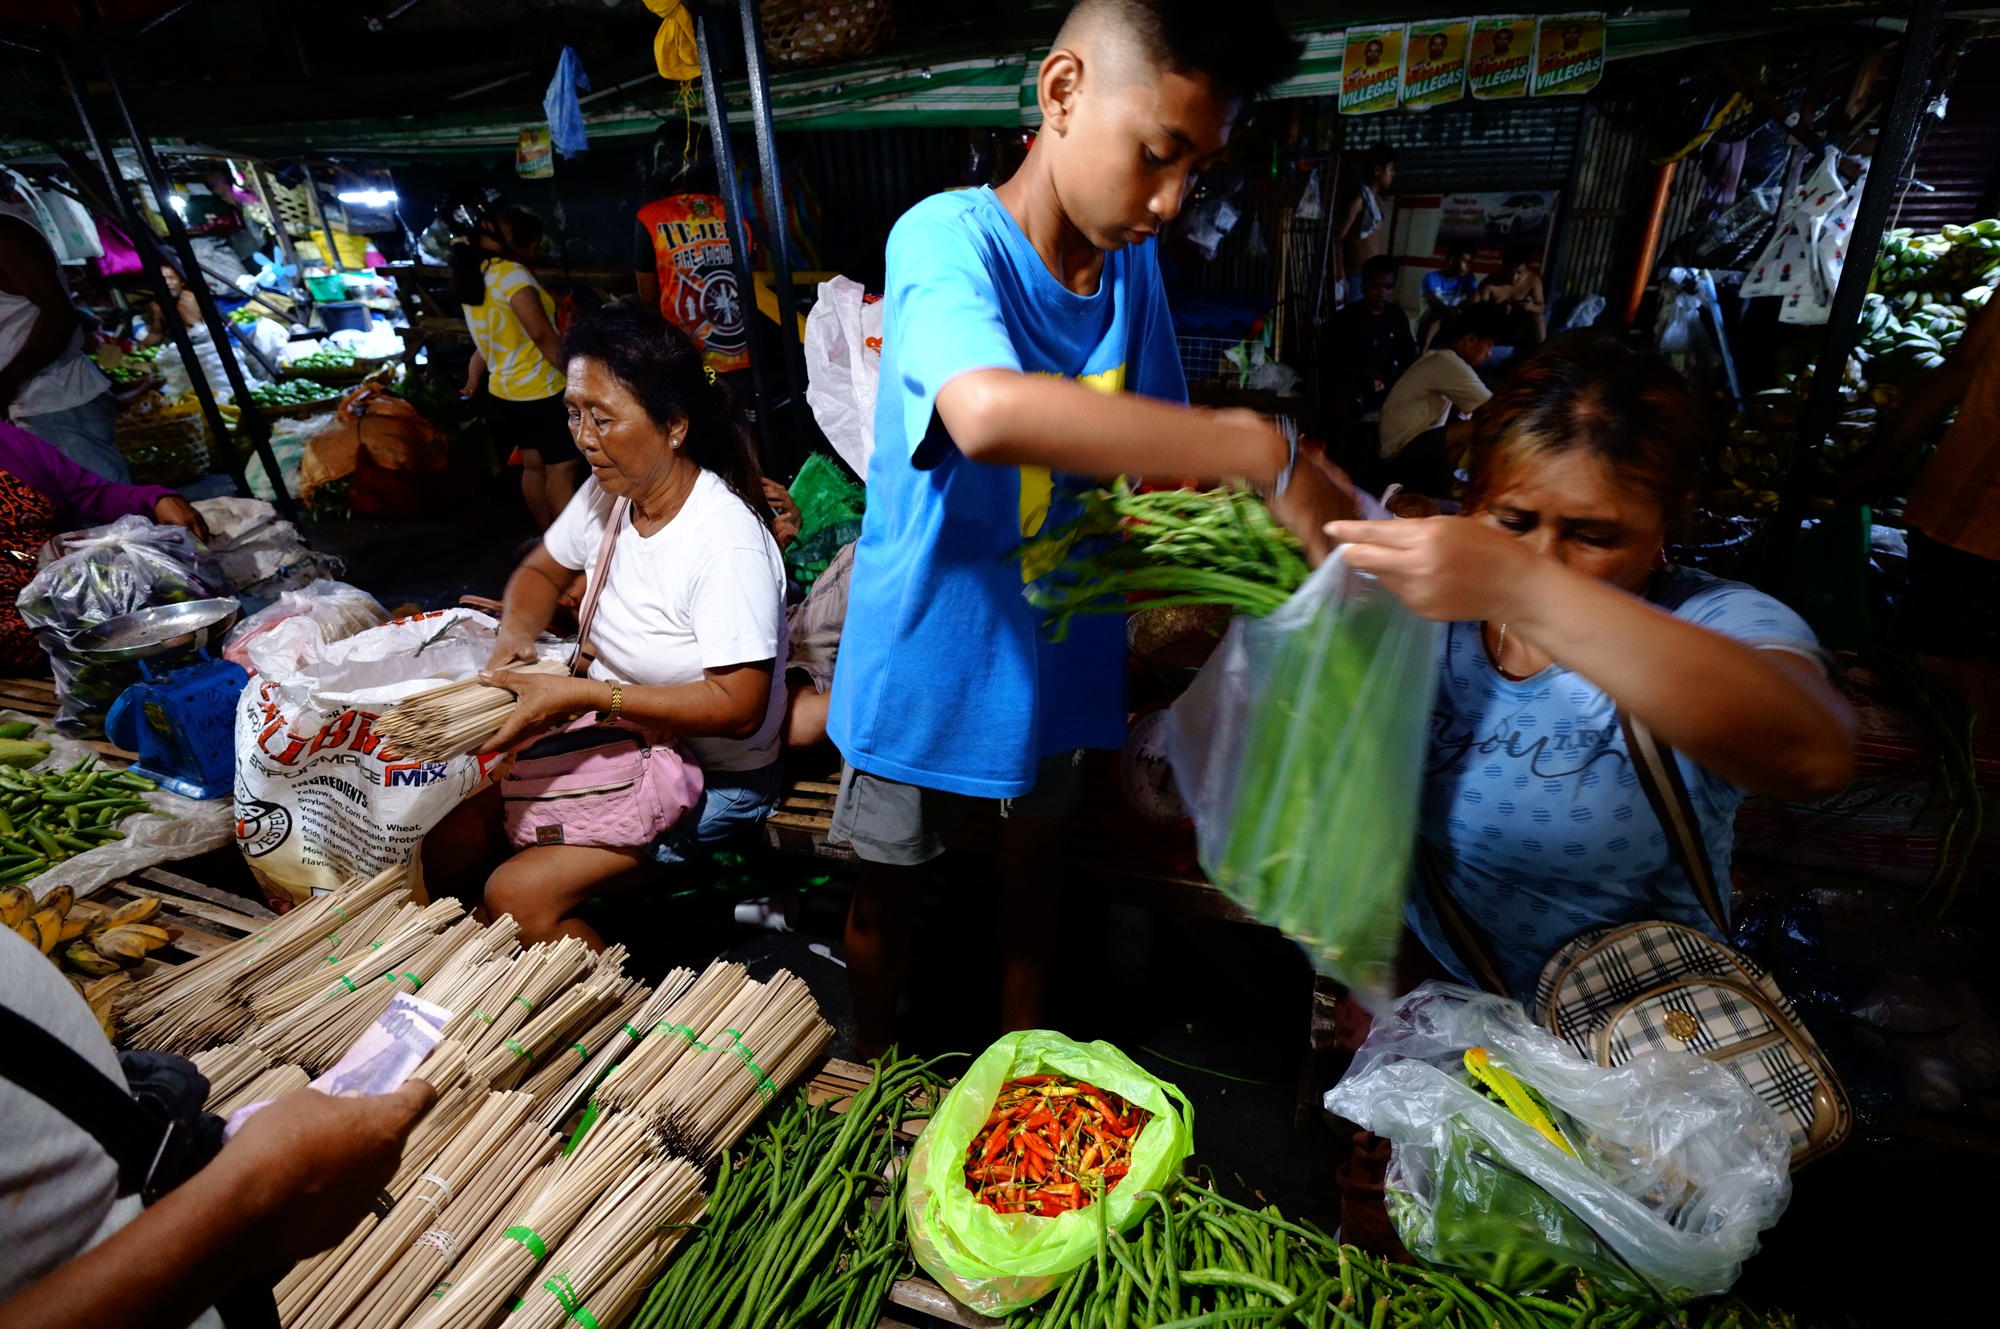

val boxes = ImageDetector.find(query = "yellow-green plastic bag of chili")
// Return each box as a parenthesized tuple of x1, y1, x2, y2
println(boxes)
(904, 1030, 1194, 1317)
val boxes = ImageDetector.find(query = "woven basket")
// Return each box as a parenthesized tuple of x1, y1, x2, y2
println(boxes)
(115, 393, 212, 487)
(761, 0, 895, 68)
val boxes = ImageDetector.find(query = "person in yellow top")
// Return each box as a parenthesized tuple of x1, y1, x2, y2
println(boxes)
(446, 189, 581, 527)
(1845, 295, 2000, 657)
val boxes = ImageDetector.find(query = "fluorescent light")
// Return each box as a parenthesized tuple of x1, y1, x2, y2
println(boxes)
(337, 189, 398, 208)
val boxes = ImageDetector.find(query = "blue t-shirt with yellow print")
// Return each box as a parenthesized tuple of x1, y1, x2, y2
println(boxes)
(827, 186, 1187, 798)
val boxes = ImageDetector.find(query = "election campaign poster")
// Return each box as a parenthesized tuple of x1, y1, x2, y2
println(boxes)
(1401, 20, 1469, 109)
(1532, 13, 1606, 96)
(1340, 26, 1404, 115)
(1467, 16, 1535, 100)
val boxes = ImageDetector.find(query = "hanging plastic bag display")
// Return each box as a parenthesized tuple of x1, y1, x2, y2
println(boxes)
(904, 1030, 1194, 1316)
(1165, 549, 1440, 1005)
(801, 275, 883, 479)
(1325, 983, 1792, 1303)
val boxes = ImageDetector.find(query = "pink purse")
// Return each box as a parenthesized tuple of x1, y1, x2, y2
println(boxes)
(500, 496, 705, 851)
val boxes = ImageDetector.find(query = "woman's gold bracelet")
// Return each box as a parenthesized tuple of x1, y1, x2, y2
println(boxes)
(606, 679, 623, 724)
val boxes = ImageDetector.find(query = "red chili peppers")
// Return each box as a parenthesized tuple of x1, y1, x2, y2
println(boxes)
(963, 1074, 1150, 1217)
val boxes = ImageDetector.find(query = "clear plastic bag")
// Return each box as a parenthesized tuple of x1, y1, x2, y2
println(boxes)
(16, 516, 231, 736)
(1164, 549, 1439, 1005)
(904, 1030, 1194, 1316)
(1325, 983, 1793, 1303)
(222, 579, 388, 674)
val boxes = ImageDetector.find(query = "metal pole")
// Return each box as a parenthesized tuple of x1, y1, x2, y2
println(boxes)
(693, 0, 778, 474)
(738, 0, 810, 477)
(50, 45, 255, 502)
(89, 22, 298, 518)
(1767, 0, 1948, 551)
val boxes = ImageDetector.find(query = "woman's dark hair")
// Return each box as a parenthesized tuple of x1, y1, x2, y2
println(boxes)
(444, 192, 543, 307)
(1462, 339, 1705, 520)
(561, 304, 767, 518)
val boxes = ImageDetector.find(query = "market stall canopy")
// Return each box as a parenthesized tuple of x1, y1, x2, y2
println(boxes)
(0, 0, 1967, 161)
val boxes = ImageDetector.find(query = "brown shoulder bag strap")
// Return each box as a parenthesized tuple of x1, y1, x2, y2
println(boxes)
(1415, 840, 1512, 996)
(568, 496, 630, 679)
(1617, 710, 1730, 934)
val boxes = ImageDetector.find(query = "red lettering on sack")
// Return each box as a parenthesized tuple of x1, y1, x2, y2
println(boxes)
(310, 711, 356, 755)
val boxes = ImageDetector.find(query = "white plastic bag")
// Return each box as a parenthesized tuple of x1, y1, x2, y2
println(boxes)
(233, 609, 565, 905)
(1164, 550, 1439, 1005)
(1325, 983, 1792, 1303)
(802, 275, 882, 478)
(223, 580, 388, 673)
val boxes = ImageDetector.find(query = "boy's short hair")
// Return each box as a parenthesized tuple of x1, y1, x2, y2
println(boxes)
(1501, 245, 1536, 272)
(1360, 254, 1400, 281)
(1061, 0, 1303, 102)
(1442, 302, 1509, 345)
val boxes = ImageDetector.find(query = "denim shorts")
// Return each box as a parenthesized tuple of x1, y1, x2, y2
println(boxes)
(826, 750, 1086, 867)
(651, 761, 783, 865)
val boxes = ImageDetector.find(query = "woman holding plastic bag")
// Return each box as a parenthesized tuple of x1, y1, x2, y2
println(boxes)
(420, 306, 787, 946)
(1323, 340, 1857, 999)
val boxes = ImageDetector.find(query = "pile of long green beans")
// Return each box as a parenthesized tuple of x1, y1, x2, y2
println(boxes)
(627, 1051, 946, 1329)
(0, 758, 157, 886)
(1002, 1177, 1798, 1329)
(1018, 483, 1309, 639)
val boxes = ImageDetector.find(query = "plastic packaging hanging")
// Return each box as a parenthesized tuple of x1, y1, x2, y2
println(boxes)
(904, 1030, 1194, 1316)
(1325, 983, 1792, 1303)
(1164, 549, 1440, 1005)
(15, 517, 231, 736)
(801, 275, 883, 478)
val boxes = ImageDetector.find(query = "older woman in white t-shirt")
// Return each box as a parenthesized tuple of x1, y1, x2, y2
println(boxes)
(421, 305, 785, 947)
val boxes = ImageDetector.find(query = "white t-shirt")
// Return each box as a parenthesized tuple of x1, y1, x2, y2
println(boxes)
(544, 470, 787, 771)
(1379, 350, 1491, 459)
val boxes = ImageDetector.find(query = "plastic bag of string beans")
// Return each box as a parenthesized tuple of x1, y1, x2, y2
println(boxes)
(904, 1029, 1193, 1316)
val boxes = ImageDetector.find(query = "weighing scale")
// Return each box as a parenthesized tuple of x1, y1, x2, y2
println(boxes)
(75, 598, 246, 801)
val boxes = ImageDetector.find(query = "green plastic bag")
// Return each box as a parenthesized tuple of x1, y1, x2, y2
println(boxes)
(785, 450, 866, 590)
(904, 1030, 1194, 1317)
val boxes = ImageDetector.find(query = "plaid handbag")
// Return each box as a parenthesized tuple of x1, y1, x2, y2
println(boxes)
(1425, 713, 1852, 1168)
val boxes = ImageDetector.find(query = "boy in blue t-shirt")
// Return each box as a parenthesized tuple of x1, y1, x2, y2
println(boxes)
(827, 0, 1330, 1058)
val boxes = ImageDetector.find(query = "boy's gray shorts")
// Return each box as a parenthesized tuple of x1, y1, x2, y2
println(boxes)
(826, 750, 1085, 866)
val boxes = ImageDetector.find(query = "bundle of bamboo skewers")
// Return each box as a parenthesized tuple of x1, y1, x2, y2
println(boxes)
(114, 867, 836, 1329)
(372, 661, 568, 762)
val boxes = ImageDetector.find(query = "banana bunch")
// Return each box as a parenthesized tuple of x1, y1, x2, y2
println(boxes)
(1876, 221, 2000, 297)
(1, 884, 173, 987)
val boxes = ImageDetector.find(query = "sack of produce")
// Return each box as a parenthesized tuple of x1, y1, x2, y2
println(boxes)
(1326, 982, 1792, 1303)
(17, 516, 231, 736)
(233, 608, 565, 906)
(1165, 546, 1439, 1006)
(904, 1029, 1193, 1316)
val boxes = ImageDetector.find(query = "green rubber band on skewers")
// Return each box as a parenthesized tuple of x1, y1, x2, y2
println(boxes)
(565, 1101, 603, 1156)
(656, 1021, 708, 1050)
(505, 1038, 534, 1061)
(569, 1042, 589, 1061)
(620, 1024, 642, 1038)
(473, 1009, 494, 1024)
(402, 972, 422, 989)
(721, 1028, 777, 1100)
(543, 1273, 600, 1329)
(503, 1226, 549, 1260)
(514, 996, 534, 1012)
(335, 975, 357, 991)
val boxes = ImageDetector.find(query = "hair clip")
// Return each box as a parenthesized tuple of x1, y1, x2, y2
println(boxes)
(703, 365, 717, 386)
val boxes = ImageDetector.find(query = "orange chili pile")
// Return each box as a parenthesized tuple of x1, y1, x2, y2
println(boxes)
(963, 1073, 1150, 1216)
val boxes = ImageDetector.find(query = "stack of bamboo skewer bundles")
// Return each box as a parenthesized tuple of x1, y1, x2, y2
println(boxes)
(111, 866, 836, 1329)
